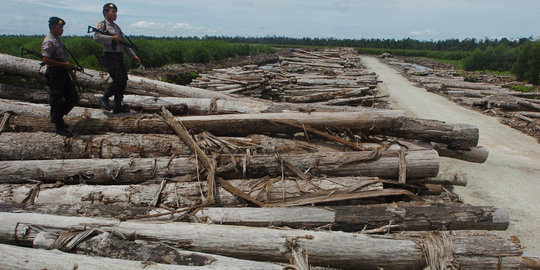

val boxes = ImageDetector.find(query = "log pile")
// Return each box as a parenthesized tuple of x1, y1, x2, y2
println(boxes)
(190, 48, 386, 107)
(0, 50, 530, 269)
(383, 55, 540, 141)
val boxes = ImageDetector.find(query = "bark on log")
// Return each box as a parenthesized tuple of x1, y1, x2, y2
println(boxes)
(0, 132, 192, 160)
(0, 132, 327, 160)
(0, 212, 523, 269)
(4, 110, 404, 136)
(0, 243, 281, 270)
(385, 117, 479, 150)
(434, 144, 489, 163)
(522, 252, 540, 269)
(191, 203, 508, 231)
(4, 111, 478, 150)
(0, 149, 439, 183)
(0, 177, 453, 213)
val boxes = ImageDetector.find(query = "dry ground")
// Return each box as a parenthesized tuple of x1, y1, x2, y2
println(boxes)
(361, 56, 540, 253)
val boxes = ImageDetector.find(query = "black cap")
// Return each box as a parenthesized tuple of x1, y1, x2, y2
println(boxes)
(48, 17, 66, 27)
(103, 3, 118, 12)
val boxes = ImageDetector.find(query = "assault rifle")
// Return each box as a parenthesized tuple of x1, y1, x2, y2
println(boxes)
(87, 25, 138, 50)
(20, 47, 93, 77)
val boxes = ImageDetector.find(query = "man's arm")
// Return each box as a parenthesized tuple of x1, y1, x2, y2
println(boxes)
(41, 56, 76, 70)
(93, 22, 113, 45)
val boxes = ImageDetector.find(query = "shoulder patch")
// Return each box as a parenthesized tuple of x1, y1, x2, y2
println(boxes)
(97, 22, 103, 28)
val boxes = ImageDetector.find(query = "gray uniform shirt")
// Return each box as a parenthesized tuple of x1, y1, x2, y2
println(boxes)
(41, 32, 68, 63)
(93, 20, 136, 59)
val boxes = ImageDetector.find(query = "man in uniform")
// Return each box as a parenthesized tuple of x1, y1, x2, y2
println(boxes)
(41, 17, 79, 137)
(93, 3, 141, 114)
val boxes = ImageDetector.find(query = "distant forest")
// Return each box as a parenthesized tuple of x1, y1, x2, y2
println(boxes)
(201, 35, 532, 51)
(1, 35, 539, 84)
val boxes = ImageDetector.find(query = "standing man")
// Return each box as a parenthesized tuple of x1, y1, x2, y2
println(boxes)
(41, 17, 79, 137)
(94, 3, 141, 114)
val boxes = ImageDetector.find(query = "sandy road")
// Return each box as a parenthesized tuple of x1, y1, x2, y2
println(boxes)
(361, 56, 540, 253)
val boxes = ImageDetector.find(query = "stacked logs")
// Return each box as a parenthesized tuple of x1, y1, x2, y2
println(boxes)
(0, 51, 531, 269)
(190, 48, 386, 106)
(383, 55, 540, 141)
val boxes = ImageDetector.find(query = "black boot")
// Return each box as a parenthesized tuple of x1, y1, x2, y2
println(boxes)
(55, 126, 73, 137)
(99, 96, 111, 111)
(113, 103, 130, 114)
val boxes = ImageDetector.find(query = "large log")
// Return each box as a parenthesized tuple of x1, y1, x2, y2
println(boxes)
(0, 202, 509, 231)
(0, 132, 192, 160)
(0, 243, 281, 270)
(193, 203, 508, 231)
(434, 144, 489, 163)
(0, 201, 507, 231)
(4, 111, 478, 150)
(0, 132, 329, 160)
(0, 176, 450, 212)
(3, 110, 404, 135)
(385, 117, 479, 150)
(0, 212, 523, 269)
(0, 149, 439, 183)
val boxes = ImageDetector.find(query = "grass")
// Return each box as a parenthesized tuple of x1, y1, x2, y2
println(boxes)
(507, 84, 538, 92)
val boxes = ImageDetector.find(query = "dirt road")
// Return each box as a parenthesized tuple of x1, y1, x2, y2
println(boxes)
(361, 56, 540, 253)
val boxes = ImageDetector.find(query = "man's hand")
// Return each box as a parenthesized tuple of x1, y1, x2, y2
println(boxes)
(112, 35, 122, 44)
(63, 62, 76, 70)
(70, 71, 78, 83)
(133, 55, 141, 66)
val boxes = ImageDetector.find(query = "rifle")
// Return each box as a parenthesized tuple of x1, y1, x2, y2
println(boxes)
(87, 25, 138, 50)
(20, 47, 93, 77)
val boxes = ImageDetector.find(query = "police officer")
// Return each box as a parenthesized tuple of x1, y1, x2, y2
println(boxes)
(41, 17, 79, 137)
(94, 3, 141, 114)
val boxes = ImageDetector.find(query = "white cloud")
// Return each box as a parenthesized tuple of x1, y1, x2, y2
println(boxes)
(409, 29, 437, 39)
(130, 21, 219, 36)
(334, 0, 351, 12)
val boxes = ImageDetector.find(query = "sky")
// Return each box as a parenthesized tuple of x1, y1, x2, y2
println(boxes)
(1, 0, 538, 41)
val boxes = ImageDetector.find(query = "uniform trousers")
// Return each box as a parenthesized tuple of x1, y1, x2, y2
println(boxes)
(102, 51, 128, 108)
(45, 67, 79, 126)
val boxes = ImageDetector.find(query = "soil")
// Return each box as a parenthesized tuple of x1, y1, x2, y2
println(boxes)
(361, 55, 540, 254)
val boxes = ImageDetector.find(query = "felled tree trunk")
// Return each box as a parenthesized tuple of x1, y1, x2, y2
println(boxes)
(5, 111, 478, 150)
(385, 117, 479, 150)
(0, 132, 327, 160)
(434, 144, 489, 163)
(0, 175, 457, 213)
(0, 202, 508, 231)
(0, 132, 192, 160)
(192, 203, 509, 231)
(4, 110, 404, 135)
(0, 212, 523, 269)
(0, 243, 281, 270)
(0, 149, 439, 183)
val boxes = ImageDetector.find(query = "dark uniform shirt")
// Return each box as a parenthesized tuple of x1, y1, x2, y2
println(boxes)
(41, 32, 69, 63)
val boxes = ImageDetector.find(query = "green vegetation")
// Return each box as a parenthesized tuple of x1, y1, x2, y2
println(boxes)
(512, 40, 540, 85)
(507, 84, 538, 92)
(0, 35, 276, 70)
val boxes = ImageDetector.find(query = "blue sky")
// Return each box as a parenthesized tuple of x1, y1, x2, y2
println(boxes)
(1, 0, 538, 41)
